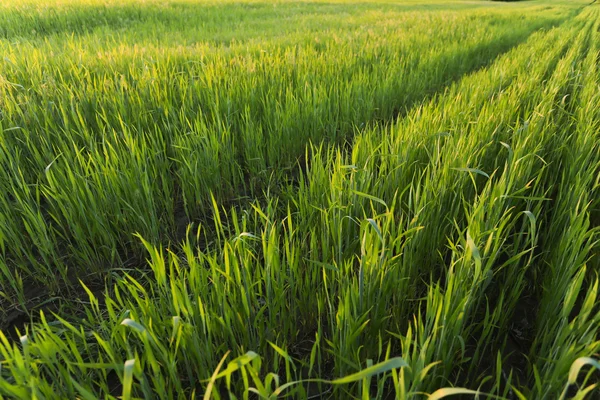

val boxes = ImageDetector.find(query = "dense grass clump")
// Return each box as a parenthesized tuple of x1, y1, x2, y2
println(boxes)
(0, 0, 598, 398)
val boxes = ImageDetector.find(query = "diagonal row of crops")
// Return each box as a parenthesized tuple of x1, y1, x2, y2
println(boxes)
(1, 0, 599, 398)
(0, 0, 579, 304)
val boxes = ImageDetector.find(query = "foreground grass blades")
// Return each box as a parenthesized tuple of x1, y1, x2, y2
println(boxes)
(0, 0, 599, 398)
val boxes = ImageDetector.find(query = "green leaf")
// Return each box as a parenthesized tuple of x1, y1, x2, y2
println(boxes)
(268, 341, 293, 363)
(568, 357, 600, 385)
(330, 357, 408, 384)
(366, 218, 383, 242)
(522, 210, 537, 245)
(122, 359, 135, 400)
(71, 378, 98, 400)
(204, 351, 230, 400)
(214, 351, 259, 380)
(428, 388, 481, 400)
(352, 190, 388, 208)
(452, 167, 490, 179)
(466, 231, 481, 269)
(305, 258, 339, 272)
(121, 318, 146, 333)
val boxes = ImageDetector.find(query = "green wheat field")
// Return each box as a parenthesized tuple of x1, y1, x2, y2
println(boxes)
(0, 0, 599, 398)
